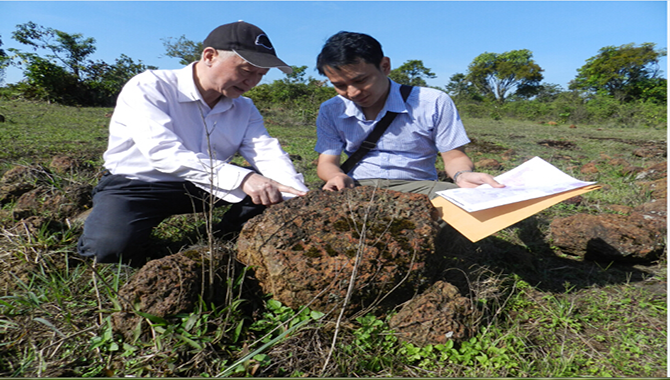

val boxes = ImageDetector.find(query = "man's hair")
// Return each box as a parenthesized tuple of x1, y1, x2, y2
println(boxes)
(316, 32, 384, 75)
(215, 49, 238, 61)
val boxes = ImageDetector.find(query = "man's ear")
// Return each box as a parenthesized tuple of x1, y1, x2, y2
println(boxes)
(380, 57, 391, 75)
(201, 47, 217, 65)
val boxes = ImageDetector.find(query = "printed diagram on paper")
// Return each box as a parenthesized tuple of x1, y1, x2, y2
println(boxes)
(436, 156, 597, 213)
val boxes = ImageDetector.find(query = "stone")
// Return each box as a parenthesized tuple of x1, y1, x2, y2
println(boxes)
(388, 280, 477, 345)
(474, 158, 503, 170)
(236, 187, 442, 316)
(634, 162, 667, 181)
(637, 178, 667, 200)
(549, 210, 666, 262)
(110, 250, 205, 341)
(580, 162, 599, 174)
(49, 155, 79, 174)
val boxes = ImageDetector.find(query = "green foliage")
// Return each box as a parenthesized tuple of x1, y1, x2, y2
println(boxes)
(570, 42, 667, 103)
(342, 314, 398, 372)
(444, 72, 483, 102)
(246, 65, 336, 125)
(7, 22, 156, 106)
(388, 59, 436, 87)
(162, 35, 203, 66)
(18, 55, 83, 104)
(12, 21, 96, 81)
(465, 49, 544, 103)
(0, 35, 9, 84)
(249, 298, 323, 342)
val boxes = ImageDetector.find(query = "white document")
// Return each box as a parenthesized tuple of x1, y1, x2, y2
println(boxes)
(436, 156, 597, 212)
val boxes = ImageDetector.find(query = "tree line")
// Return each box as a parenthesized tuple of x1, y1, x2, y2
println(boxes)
(0, 22, 666, 127)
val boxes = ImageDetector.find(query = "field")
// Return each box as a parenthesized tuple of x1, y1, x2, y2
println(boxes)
(0, 98, 666, 377)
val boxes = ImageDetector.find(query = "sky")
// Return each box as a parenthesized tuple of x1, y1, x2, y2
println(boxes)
(0, 1, 667, 90)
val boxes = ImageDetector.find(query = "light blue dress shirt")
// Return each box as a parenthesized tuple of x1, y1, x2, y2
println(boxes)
(315, 80, 470, 181)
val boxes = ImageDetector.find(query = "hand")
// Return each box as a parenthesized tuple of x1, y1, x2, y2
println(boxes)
(241, 173, 307, 205)
(322, 173, 355, 191)
(456, 171, 505, 189)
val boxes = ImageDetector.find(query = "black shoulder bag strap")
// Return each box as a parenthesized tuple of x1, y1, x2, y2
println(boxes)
(340, 84, 413, 174)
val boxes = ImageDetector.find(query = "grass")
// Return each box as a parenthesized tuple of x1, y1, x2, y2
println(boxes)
(0, 98, 666, 377)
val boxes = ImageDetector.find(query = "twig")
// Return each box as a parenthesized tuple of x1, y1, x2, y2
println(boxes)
(320, 186, 378, 376)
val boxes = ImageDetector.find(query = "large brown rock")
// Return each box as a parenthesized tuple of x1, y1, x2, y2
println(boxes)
(389, 280, 477, 345)
(111, 250, 205, 341)
(236, 187, 442, 316)
(549, 203, 666, 262)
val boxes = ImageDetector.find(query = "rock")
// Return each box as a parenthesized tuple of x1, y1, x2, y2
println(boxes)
(501, 149, 516, 161)
(634, 162, 667, 181)
(537, 140, 577, 149)
(49, 155, 79, 174)
(388, 281, 477, 345)
(474, 158, 503, 170)
(607, 158, 629, 167)
(0, 166, 40, 205)
(607, 204, 633, 215)
(637, 178, 667, 201)
(633, 147, 665, 158)
(110, 250, 206, 341)
(237, 187, 442, 316)
(631, 199, 667, 234)
(580, 162, 599, 174)
(0, 162, 93, 222)
(13, 188, 46, 220)
(550, 210, 666, 263)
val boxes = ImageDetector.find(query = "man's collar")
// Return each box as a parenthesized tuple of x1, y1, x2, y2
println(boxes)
(177, 62, 233, 111)
(340, 79, 407, 121)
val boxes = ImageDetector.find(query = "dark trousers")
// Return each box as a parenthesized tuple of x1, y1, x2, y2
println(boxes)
(77, 173, 264, 265)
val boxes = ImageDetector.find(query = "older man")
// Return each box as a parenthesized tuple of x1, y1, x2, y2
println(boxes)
(78, 21, 308, 266)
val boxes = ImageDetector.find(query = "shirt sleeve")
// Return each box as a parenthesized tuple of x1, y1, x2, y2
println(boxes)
(111, 75, 254, 200)
(237, 105, 309, 194)
(315, 103, 346, 156)
(433, 92, 471, 153)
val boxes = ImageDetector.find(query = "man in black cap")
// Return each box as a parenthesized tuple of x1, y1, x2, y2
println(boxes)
(78, 21, 308, 266)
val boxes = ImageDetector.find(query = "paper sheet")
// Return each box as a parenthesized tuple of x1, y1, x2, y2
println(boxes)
(432, 157, 601, 242)
(436, 156, 597, 212)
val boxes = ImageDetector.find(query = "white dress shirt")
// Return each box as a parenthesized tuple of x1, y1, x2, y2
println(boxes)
(103, 63, 308, 202)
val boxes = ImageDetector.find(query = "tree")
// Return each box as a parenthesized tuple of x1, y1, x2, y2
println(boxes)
(86, 54, 158, 106)
(12, 21, 96, 80)
(444, 73, 482, 101)
(531, 83, 564, 103)
(569, 42, 667, 103)
(465, 49, 543, 103)
(9, 22, 156, 106)
(388, 59, 436, 87)
(0, 35, 8, 84)
(162, 35, 203, 65)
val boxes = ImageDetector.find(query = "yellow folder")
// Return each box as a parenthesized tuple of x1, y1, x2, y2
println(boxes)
(431, 184, 602, 242)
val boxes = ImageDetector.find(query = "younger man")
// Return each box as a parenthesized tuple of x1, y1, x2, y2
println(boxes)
(314, 31, 503, 197)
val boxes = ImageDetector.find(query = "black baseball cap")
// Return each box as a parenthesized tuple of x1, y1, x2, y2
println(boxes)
(203, 21, 292, 74)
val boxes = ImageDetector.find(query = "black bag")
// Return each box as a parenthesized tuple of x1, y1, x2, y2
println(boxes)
(340, 84, 413, 174)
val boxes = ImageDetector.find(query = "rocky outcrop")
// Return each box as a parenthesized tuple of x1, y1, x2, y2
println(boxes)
(389, 280, 477, 346)
(110, 248, 213, 341)
(0, 163, 92, 224)
(550, 199, 666, 262)
(236, 187, 443, 316)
